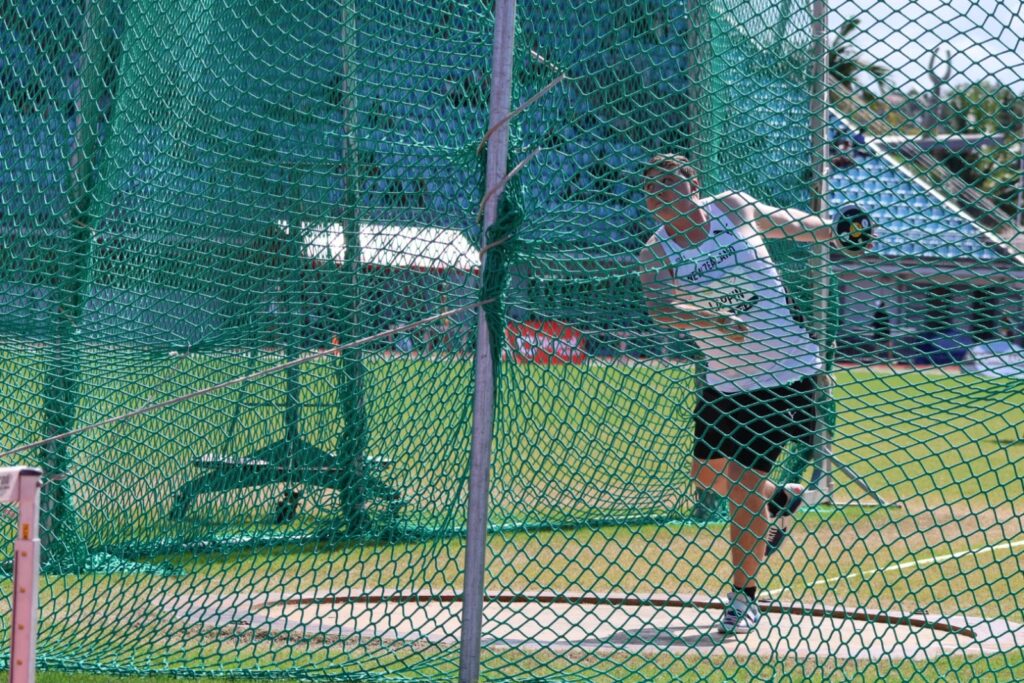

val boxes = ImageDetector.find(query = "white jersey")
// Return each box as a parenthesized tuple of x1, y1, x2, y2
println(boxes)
(654, 202, 821, 393)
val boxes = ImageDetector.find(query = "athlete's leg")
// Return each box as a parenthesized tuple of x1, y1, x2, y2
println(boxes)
(726, 461, 773, 589)
(691, 457, 779, 501)
(692, 384, 783, 503)
(689, 457, 776, 588)
(692, 382, 807, 596)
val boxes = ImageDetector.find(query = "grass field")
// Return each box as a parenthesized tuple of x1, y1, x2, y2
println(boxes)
(2, 348, 1023, 681)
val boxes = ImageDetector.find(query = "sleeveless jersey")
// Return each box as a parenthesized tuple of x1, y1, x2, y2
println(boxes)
(654, 202, 821, 393)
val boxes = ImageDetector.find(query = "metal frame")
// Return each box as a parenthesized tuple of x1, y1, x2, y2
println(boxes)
(2, 467, 43, 683)
(459, 1, 518, 681)
(806, 0, 894, 509)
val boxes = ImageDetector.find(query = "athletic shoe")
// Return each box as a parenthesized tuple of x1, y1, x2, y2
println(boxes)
(717, 591, 762, 634)
(765, 483, 805, 558)
(773, 482, 805, 518)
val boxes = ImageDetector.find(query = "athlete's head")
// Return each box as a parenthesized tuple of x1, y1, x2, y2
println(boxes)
(644, 154, 701, 220)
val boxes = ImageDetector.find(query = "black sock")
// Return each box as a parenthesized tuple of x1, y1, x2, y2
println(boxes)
(767, 487, 791, 517)
(735, 585, 757, 601)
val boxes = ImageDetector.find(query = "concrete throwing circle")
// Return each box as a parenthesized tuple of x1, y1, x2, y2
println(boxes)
(171, 590, 1024, 662)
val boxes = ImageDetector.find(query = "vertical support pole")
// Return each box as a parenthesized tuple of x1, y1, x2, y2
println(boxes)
(458, 1, 516, 681)
(684, 0, 703, 158)
(1017, 146, 1023, 229)
(697, 1, 725, 190)
(282, 210, 303, 471)
(38, 0, 116, 564)
(805, 0, 836, 505)
(335, 0, 370, 532)
(684, 0, 727, 523)
(5, 467, 44, 683)
(683, 0, 725, 522)
(804, 28, 893, 507)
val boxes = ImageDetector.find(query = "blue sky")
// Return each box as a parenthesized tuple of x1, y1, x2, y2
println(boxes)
(833, 0, 1024, 93)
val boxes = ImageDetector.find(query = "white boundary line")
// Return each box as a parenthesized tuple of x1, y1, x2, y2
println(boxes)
(766, 536, 1024, 599)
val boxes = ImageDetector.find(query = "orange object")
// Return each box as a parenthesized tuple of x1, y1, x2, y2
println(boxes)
(505, 321, 586, 365)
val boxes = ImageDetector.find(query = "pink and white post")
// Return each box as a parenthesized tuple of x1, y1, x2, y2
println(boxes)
(2, 467, 43, 683)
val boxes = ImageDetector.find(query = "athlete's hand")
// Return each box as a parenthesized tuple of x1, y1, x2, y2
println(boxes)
(715, 313, 749, 343)
(834, 205, 873, 255)
(670, 293, 748, 342)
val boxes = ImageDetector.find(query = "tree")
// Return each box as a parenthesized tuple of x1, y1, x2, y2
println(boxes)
(917, 49, 953, 132)
(827, 17, 890, 103)
(941, 82, 1024, 217)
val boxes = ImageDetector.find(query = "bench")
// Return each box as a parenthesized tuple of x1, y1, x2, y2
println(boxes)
(170, 446, 401, 528)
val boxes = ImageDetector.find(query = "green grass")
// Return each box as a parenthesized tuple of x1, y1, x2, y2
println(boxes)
(36, 676, 265, 683)
(3, 349, 1023, 681)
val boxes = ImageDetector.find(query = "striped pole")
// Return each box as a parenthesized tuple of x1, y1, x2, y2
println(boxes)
(3, 467, 44, 683)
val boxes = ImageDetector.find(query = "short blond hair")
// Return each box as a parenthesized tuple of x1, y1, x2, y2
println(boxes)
(645, 153, 698, 182)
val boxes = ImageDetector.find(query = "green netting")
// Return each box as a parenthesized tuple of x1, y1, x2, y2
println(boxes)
(2, 0, 1023, 681)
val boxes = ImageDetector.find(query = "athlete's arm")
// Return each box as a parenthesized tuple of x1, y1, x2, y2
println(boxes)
(728, 192, 873, 252)
(753, 200, 831, 243)
(637, 238, 747, 341)
(713, 192, 827, 243)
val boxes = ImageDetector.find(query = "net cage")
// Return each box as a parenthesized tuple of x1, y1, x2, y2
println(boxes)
(1, 0, 1023, 680)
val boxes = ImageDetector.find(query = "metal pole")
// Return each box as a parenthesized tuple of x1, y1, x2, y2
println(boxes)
(458, 1, 517, 681)
(1017, 145, 1023, 229)
(804, 7, 893, 508)
(682, 0, 726, 521)
(805, 0, 835, 505)
(5, 467, 44, 683)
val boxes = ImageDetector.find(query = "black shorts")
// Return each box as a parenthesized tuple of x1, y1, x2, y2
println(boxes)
(693, 376, 817, 473)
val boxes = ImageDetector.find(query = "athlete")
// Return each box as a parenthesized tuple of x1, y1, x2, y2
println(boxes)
(637, 153, 871, 634)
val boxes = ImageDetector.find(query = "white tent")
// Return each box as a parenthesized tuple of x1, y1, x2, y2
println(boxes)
(305, 223, 480, 273)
